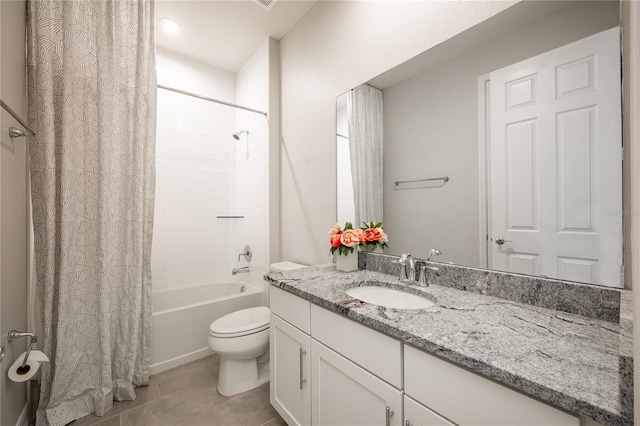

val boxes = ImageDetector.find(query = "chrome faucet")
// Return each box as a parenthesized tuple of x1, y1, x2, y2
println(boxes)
(418, 264, 440, 287)
(232, 266, 250, 275)
(394, 253, 416, 283)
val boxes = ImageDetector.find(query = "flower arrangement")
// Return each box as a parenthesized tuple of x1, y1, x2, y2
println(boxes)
(329, 221, 388, 256)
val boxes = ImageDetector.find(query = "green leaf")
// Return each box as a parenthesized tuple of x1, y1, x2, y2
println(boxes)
(345, 222, 353, 230)
(375, 222, 383, 228)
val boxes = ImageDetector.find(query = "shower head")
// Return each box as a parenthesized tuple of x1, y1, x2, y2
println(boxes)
(233, 130, 249, 140)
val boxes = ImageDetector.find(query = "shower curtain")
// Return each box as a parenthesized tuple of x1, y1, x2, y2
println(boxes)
(347, 84, 384, 226)
(27, 1, 156, 425)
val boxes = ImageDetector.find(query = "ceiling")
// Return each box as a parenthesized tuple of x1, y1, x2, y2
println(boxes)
(155, 0, 317, 74)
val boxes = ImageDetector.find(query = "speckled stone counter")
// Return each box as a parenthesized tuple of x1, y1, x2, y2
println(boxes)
(266, 263, 633, 426)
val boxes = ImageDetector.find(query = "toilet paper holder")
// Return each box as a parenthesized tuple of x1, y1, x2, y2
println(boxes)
(7, 330, 37, 370)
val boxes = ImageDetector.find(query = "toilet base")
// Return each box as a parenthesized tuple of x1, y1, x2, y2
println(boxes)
(217, 354, 270, 396)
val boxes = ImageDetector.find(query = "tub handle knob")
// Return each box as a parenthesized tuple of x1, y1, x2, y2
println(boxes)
(238, 245, 252, 262)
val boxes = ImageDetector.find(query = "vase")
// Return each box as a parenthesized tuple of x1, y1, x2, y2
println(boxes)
(336, 252, 358, 272)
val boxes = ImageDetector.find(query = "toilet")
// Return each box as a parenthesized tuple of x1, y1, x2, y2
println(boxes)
(208, 261, 306, 396)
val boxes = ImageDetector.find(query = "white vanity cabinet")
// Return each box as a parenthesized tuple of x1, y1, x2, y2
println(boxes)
(270, 288, 312, 426)
(270, 286, 588, 426)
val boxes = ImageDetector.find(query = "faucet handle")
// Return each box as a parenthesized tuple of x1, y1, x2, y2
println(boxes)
(427, 248, 442, 261)
(394, 253, 412, 281)
(419, 264, 440, 286)
(238, 245, 252, 262)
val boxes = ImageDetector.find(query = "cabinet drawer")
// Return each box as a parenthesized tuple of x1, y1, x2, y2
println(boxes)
(404, 345, 579, 426)
(311, 304, 402, 388)
(404, 395, 457, 426)
(270, 286, 311, 334)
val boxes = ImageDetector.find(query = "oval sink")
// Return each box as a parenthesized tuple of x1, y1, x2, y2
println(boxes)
(345, 286, 436, 310)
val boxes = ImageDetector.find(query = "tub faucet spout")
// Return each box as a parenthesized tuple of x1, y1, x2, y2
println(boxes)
(232, 266, 250, 275)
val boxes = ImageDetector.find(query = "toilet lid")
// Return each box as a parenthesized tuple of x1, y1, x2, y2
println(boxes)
(209, 306, 270, 336)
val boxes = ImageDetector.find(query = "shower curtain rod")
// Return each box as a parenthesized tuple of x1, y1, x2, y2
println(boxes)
(0, 99, 36, 136)
(157, 85, 268, 117)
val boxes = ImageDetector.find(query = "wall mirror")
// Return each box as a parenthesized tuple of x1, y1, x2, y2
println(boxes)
(336, 0, 624, 288)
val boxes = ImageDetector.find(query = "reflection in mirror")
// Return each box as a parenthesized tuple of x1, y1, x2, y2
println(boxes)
(336, 85, 384, 227)
(336, 1, 623, 287)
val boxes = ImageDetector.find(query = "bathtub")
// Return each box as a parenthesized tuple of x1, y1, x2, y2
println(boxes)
(150, 282, 264, 374)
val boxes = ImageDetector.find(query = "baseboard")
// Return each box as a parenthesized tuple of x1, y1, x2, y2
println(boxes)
(149, 347, 214, 375)
(16, 403, 30, 426)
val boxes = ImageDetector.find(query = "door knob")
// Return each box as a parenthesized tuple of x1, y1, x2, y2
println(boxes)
(495, 236, 512, 245)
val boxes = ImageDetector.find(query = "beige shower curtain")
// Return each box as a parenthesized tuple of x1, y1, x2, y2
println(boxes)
(27, 1, 156, 424)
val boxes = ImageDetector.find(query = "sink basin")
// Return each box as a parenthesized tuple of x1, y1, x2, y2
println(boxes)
(345, 285, 436, 310)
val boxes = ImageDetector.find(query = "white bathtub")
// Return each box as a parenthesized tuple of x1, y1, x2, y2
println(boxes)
(150, 282, 265, 374)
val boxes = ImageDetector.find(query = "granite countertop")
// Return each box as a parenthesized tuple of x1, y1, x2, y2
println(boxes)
(266, 264, 633, 426)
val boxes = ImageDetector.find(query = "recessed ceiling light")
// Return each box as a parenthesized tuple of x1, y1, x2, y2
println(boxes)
(159, 18, 181, 35)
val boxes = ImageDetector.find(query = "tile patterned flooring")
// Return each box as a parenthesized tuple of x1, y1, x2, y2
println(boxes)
(72, 355, 285, 426)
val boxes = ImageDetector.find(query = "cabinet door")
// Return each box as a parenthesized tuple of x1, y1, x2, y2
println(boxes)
(311, 339, 402, 426)
(270, 313, 311, 426)
(404, 395, 457, 426)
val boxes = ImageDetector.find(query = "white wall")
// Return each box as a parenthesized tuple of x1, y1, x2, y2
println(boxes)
(0, 0, 29, 424)
(279, 0, 518, 266)
(153, 49, 238, 291)
(382, 1, 619, 266)
(235, 39, 273, 293)
(336, 94, 354, 225)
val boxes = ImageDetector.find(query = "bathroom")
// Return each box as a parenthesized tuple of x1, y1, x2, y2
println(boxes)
(0, 0, 639, 426)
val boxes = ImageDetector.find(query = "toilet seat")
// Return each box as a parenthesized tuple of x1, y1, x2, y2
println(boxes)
(209, 306, 270, 338)
(209, 324, 269, 338)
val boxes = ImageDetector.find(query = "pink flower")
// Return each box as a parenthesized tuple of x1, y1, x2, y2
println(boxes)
(329, 224, 342, 235)
(330, 233, 341, 248)
(340, 229, 361, 248)
(364, 228, 382, 242)
(378, 228, 388, 243)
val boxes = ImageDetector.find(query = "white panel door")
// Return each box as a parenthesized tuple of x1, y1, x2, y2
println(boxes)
(311, 339, 402, 426)
(270, 313, 311, 426)
(489, 27, 622, 287)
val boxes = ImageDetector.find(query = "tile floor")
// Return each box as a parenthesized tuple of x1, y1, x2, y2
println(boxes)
(71, 355, 285, 426)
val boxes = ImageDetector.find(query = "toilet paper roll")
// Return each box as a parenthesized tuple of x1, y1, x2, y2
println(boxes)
(7, 350, 49, 382)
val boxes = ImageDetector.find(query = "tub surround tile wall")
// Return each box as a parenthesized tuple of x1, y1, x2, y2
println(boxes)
(266, 264, 633, 425)
(360, 252, 623, 323)
(154, 41, 275, 294)
(154, 49, 238, 291)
